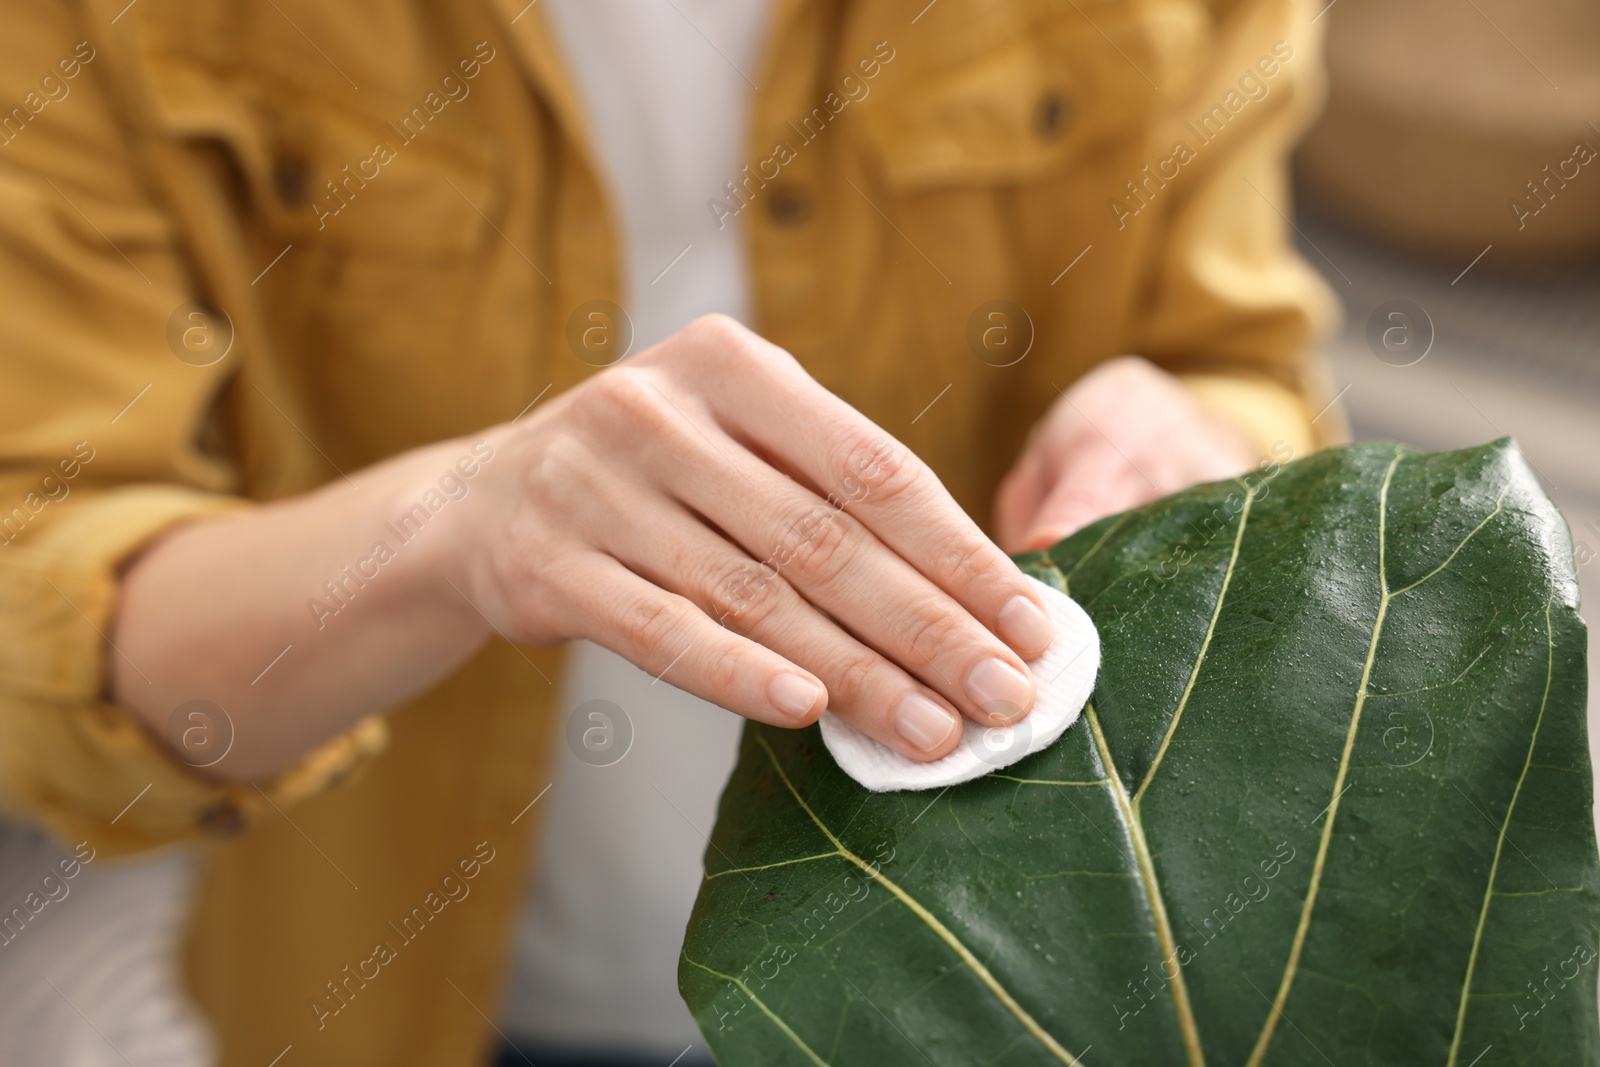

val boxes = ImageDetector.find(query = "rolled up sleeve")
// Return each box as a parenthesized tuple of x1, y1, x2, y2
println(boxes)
(1127, 0, 1350, 458)
(0, 1, 385, 854)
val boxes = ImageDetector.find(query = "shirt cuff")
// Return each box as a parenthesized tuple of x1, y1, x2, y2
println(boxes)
(1179, 371, 1345, 465)
(0, 485, 389, 854)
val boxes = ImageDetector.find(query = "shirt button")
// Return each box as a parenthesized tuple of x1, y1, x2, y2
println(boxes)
(198, 799, 246, 837)
(1034, 91, 1075, 139)
(272, 156, 312, 206)
(767, 186, 813, 227)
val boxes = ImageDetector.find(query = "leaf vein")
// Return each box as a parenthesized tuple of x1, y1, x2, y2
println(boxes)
(989, 774, 1111, 787)
(1248, 454, 1515, 1064)
(1245, 446, 1404, 1066)
(1084, 703, 1208, 1066)
(1133, 484, 1255, 811)
(1387, 486, 1510, 598)
(756, 734, 1086, 1066)
(1445, 595, 1558, 1066)
(1058, 511, 1131, 592)
(683, 955, 831, 1066)
(705, 852, 844, 881)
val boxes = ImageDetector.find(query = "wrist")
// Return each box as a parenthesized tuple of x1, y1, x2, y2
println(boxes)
(370, 434, 506, 640)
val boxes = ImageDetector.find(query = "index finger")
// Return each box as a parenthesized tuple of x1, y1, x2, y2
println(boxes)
(704, 328, 1055, 659)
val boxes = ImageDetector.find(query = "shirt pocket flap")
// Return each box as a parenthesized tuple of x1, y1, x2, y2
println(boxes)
(137, 52, 496, 253)
(852, 1, 1207, 192)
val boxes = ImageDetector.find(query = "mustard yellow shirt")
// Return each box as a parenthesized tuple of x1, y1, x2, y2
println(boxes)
(0, 0, 1339, 1062)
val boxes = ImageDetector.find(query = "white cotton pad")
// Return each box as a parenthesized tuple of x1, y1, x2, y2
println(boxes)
(819, 575, 1100, 792)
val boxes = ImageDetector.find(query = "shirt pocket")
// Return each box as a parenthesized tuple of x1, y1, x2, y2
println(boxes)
(138, 51, 498, 251)
(849, 0, 1210, 193)
(136, 51, 514, 462)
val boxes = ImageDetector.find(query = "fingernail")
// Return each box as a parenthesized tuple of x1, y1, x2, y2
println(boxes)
(966, 657, 1034, 722)
(768, 672, 820, 721)
(892, 693, 959, 752)
(997, 594, 1053, 656)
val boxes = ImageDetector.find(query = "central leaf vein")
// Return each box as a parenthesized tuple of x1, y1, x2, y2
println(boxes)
(1246, 448, 1402, 1065)
(1249, 453, 1512, 1064)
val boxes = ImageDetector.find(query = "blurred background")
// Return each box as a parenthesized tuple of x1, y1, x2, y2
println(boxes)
(0, 0, 1596, 1061)
(1289, 0, 1600, 824)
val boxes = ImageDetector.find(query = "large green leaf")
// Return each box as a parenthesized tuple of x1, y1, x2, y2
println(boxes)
(679, 439, 1599, 1066)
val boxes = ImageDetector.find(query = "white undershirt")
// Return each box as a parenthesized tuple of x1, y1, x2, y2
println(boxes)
(502, 1, 771, 1054)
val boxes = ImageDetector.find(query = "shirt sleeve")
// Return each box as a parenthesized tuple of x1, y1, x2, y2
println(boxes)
(0, 1, 386, 855)
(1124, 0, 1350, 459)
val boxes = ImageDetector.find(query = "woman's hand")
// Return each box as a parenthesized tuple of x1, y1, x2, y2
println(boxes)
(118, 315, 1052, 779)
(994, 356, 1256, 554)
(455, 315, 1053, 761)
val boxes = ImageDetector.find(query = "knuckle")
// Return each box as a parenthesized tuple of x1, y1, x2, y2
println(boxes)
(672, 314, 800, 383)
(586, 368, 672, 431)
(586, 367, 707, 456)
(709, 558, 782, 629)
(620, 596, 682, 658)
(770, 504, 835, 563)
(701, 641, 748, 694)
(533, 432, 586, 476)
(785, 507, 858, 586)
(833, 433, 921, 507)
(938, 538, 1002, 595)
(826, 653, 879, 709)
(900, 604, 963, 663)
(528, 435, 591, 508)
(684, 313, 755, 358)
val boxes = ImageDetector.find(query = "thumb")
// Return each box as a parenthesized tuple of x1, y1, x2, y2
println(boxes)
(993, 449, 1046, 554)
(1018, 451, 1148, 552)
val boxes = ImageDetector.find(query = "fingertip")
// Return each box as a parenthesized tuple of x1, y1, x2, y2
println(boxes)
(768, 670, 825, 725)
(1017, 527, 1068, 553)
(997, 593, 1053, 657)
(890, 692, 962, 761)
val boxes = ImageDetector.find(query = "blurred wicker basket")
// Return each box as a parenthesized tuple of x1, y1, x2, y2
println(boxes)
(1297, 0, 1600, 262)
